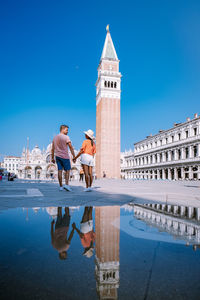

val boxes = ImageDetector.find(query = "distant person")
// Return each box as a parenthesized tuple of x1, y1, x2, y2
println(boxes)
(51, 207, 75, 260)
(73, 129, 96, 192)
(0, 173, 2, 181)
(103, 171, 106, 178)
(8, 172, 14, 181)
(79, 168, 84, 182)
(73, 207, 95, 258)
(52, 125, 75, 191)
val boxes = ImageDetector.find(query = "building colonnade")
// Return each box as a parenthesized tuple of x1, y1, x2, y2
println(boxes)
(125, 165, 200, 180)
(123, 115, 200, 180)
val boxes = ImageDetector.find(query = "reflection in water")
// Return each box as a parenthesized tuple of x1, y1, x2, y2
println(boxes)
(48, 206, 121, 298)
(25, 206, 121, 298)
(95, 206, 120, 300)
(133, 203, 200, 249)
(46, 207, 58, 219)
(48, 205, 121, 298)
(51, 207, 75, 260)
(1, 205, 200, 299)
(73, 206, 96, 258)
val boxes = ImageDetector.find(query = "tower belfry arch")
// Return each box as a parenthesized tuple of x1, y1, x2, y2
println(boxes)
(96, 26, 122, 179)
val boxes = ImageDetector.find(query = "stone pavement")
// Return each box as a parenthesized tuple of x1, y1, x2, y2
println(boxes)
(0, 179, 200, 211)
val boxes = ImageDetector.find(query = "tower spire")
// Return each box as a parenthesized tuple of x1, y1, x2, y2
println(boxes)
(101, 26, 118, 61)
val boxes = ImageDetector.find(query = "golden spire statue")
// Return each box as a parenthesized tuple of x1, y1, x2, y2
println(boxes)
(106, 24, 109, 32)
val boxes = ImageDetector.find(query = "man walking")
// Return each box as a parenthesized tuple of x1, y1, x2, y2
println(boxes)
(52, 125, 75, 191)
(51, 207, 75, 260)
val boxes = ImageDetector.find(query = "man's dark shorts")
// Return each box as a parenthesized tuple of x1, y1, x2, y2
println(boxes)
(55, 214, 71, 229)
(56, 156, 71, 171)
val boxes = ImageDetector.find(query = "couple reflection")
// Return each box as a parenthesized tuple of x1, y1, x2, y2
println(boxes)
(50, 206, 120, 299)
(73, 207, 96, 258)
(51, 206, 95, 260)
(51, 207, 74, 260)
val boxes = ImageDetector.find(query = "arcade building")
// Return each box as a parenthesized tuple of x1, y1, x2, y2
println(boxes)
(122, 114, 200, 180)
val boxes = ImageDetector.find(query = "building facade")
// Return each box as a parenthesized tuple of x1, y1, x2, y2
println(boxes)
(3, 156, 21, 174)
(123, 114, 200, 180)
(96, 26, 122, 179)
(3, 144, 82, 180)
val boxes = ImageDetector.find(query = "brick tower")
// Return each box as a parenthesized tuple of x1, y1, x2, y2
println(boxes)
(96, 26, 122, 179)
(95, 206, 120, 299)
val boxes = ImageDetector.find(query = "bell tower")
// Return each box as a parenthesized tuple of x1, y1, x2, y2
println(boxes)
(95, 206, 120, 299)
(96, 25, 122, 179)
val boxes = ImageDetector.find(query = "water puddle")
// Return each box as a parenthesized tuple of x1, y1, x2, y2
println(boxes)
(0, 204, 200, 300)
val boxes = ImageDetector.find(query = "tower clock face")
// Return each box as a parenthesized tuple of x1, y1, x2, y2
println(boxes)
(109, 65, 113, 70)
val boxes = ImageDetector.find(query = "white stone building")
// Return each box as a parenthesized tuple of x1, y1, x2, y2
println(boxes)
(120, 151, 133, 179)
(3, 156, 21, 174)
(122, 114, 200, 180)
(3, 144, 82, 180)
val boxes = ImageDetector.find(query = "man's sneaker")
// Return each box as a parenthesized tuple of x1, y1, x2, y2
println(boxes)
(84, 188, 90, 192)
(87, 187, 92, 192)
(63, 185, 72, 192)
(59, 187, 64, 191)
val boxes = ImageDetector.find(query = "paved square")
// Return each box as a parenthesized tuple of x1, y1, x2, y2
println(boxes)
(0, 179, 200, 211)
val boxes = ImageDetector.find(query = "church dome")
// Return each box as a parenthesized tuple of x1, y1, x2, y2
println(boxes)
(46, 207, 57, 219)
(31, 145, 42, 156)
(33, 207, 40, 213)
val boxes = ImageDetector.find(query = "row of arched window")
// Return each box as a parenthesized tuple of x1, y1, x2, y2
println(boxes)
(135, 127, 198, 153)
(104, 81, 117, 88)
(126, 145, 198, 167)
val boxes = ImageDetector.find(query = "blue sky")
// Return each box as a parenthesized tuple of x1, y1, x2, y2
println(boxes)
(0, 0, 200, 158)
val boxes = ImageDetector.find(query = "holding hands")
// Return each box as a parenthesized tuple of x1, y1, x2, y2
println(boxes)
(72, 222, 84, 238)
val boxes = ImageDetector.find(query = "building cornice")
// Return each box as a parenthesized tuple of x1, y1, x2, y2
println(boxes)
(134, 116, 200, 146)
(134, 136, 200, 157)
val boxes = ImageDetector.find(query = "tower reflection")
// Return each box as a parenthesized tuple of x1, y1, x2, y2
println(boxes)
(95, 206, 120, 300)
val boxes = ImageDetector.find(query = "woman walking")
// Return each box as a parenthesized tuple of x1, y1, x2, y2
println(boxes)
(73, 129, 96, 192)
(72, 206, 95, 258)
